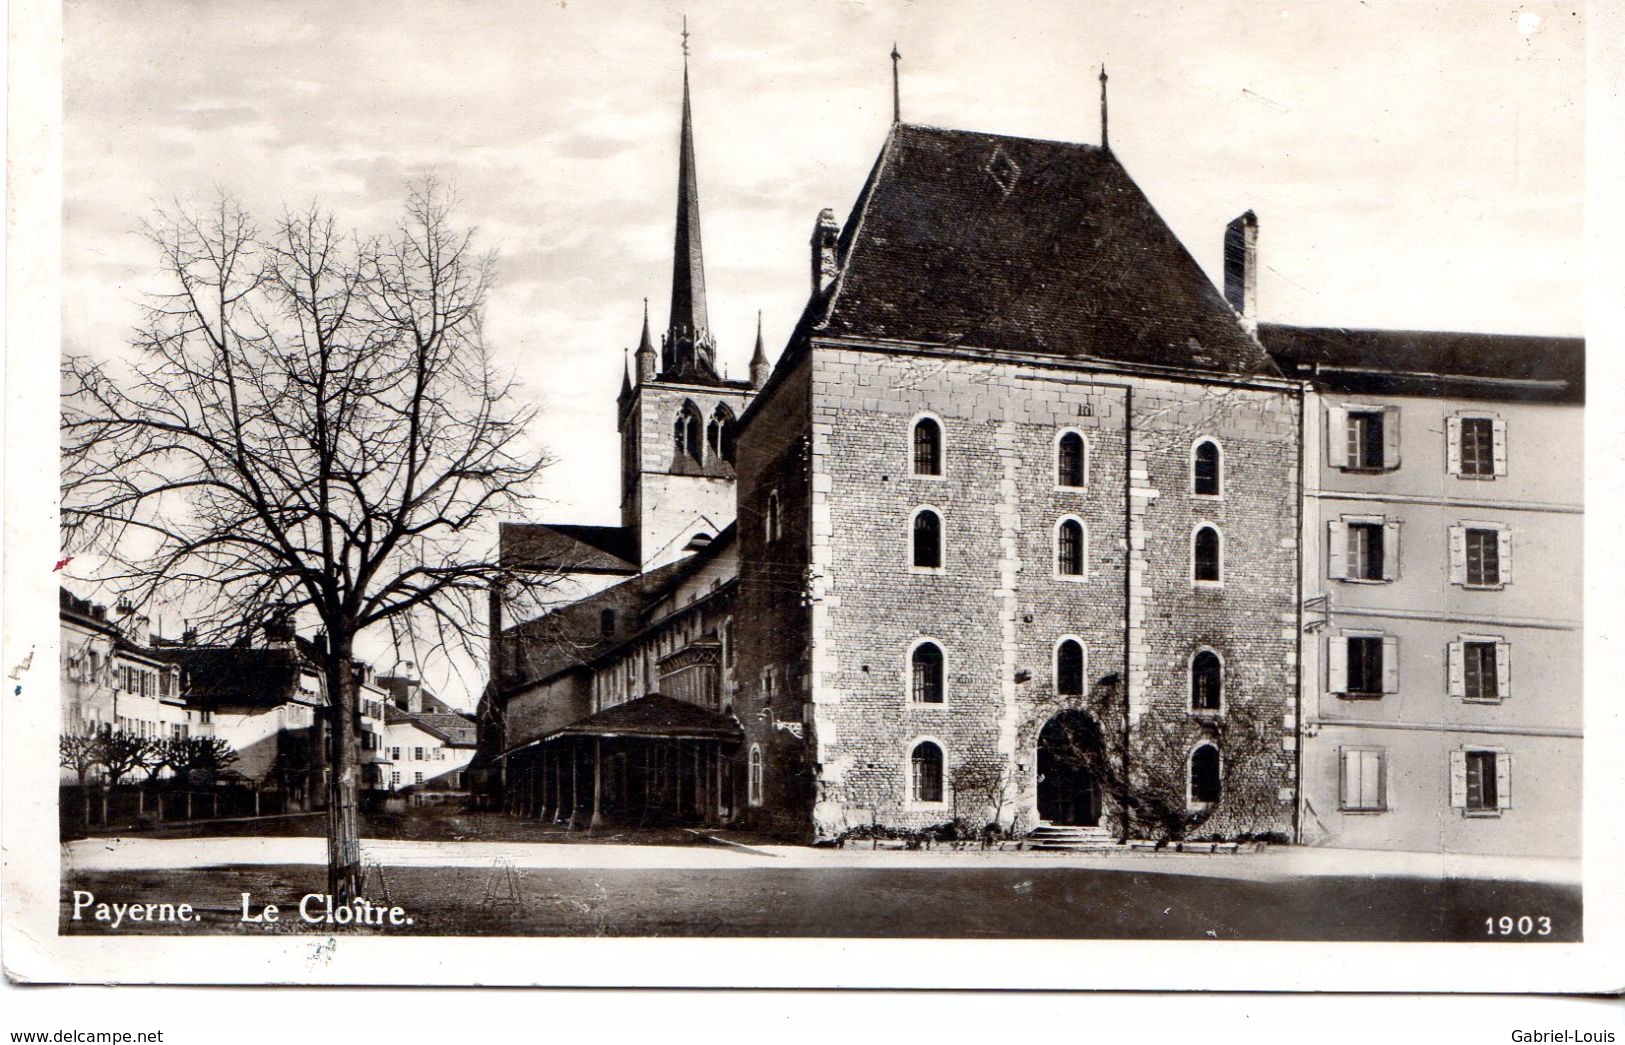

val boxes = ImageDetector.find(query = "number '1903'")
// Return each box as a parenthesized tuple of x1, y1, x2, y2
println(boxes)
(1485, 915, 1552, 936)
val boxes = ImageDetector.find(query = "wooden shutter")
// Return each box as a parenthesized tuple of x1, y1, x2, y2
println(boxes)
(1446, 639, 1465, 698)
(1491, 418, 1508, 476)
(1327, 520, 1348, 581)
(1449, 750, 1467, 808)
(1326, 405, 1348, 468)
(1495, 640, 1512, 699)
(1382, 519, 1402, 580)
(1448, 526, 1466, 585)
(1327, 634, 1348, 694)
(1496, 528, 1513, 585)
(1496, 754, 1512, 810)
(1381, 406, 1401, 470)
(1339, 748, 1356, 808)
(1446, 416, 1462, 475)
(1381, 635, 1400, 693)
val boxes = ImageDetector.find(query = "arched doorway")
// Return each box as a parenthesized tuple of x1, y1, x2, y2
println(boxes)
(1036, 711, 1104, 826)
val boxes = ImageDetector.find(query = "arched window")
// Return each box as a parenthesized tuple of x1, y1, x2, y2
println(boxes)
(1193, 439, 1222, 496)
(912, 417, 943, 476)
(1190, 744, 1222, 804)
(709, 404, 737, 462)
(1056, 517, 1086, 577)
(748, 744, 764, 806)
(765, 492, 781, 543)
(599, 609, 616, 638)
(1193, 525, 1222, 584)
(675, 401, 704, 463)
(910, 640, 945, 703)
(912, 508, 943, 569)
(1056, 638, 1085, 696)
(1191, 649, 1222, 710)
(1057, 431, 1087, 488)
(910, 741, 944, 803)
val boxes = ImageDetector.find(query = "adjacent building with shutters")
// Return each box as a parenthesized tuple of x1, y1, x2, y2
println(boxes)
(1263, 326, 1583, 858)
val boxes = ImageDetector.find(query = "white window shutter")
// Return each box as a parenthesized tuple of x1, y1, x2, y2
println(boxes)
(1496, 528, 1513, 585)
(1327, 520, 1348, 581)
(1327, 635, 1348, 694)
(1446, 416, 1462, 475)
(1338, 748, 1355, 807)
(1491, 418, 1508, 476)
(1448, 526, 1466, 585)
(1495, 640, 1511, 699)
(1382, 519, 1402, 581)
(1446, 639, 1465, 698)
(1327, 405, 1348, 468)
(1381, 406, 1401, 470)
(1496, 754, 1512, 810)
(1381, 635, 1400, 693)
(1449, 750, 1467, 808)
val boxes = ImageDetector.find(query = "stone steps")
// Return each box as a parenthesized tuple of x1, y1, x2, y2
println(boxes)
(1027, 824, 1120, 851)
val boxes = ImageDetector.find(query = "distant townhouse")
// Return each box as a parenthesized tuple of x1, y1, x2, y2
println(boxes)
(373, 671, 478, 805)
(1263, 326, 1583, 858)
(59, 588, 198, 782)
(154, 621, 328, 807)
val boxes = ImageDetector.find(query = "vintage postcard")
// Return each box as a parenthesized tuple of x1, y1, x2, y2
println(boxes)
(4, 0, 1621, 992)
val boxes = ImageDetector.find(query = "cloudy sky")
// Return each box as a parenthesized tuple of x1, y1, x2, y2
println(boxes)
(62, 0, 1584, 699)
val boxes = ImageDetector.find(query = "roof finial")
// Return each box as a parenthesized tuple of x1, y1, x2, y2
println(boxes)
(1099, 64, 1109, 152)
(682, 15, 690, 61)
(891, 43, 902, 125)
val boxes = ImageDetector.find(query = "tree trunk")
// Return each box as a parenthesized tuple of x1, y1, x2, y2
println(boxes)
(325, 637, 363, 902)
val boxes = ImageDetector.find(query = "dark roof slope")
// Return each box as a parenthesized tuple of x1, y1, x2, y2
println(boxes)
(1260, 324, 1584, 403)
(816, 124, 1277, 376)
(158, 646, 319, 709)
(501, 523, 638, 574)
(544, 694, 743, 742)
(383, 704, 478, 747)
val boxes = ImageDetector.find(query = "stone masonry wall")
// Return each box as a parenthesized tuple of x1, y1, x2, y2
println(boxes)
(731, 355, 817, 838)
(805, 342, 1301, 841)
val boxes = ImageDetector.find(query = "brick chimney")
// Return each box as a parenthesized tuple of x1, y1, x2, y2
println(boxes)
(1224, 210, 1258, 335)
(810, 208, 840, 297)
(262, 619, 297, 649)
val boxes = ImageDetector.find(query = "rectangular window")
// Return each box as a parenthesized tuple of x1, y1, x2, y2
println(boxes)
(1465, 528, 1501, 586)
(414, 772, 424, 785)
(414, 747, 425, 761)
(1464, 641, 1498, 700)
(1346, 410, 1384, 470)
(1465, 750, 1498, 812)
(1348, 523, 1384, 581)
(1346, 636, 1383, 695)
(1339, 748, 1385, 812)
(390, 771, 400, 787)
(1460, 418, 1495, 476)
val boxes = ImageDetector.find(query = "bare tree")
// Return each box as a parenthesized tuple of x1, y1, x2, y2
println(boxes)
(61, 182, 553, 899)
(98, 731, 149, 786)
(1030, 677, 1281, 843)
(164, 735, 239, 786)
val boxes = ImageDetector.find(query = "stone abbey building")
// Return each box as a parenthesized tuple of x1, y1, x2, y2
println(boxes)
(481, 52, 1581, 854)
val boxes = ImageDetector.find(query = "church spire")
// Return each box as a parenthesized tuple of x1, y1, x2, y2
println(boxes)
(635, 297, 657, 383)
(663, 16, 718, 382)
(750, 310, 770, 389)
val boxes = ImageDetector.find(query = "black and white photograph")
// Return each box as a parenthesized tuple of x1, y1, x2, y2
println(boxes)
(4, 0, 1621, 1000)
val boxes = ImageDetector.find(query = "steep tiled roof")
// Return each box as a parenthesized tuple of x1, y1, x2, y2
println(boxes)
(543, 693, 743, 742)
(384, 704, 478, 747)
(815, 124, 1277, 376)
(156, 646, 320, 709)
(501, 522, 639, 574)
(1260, 324, 1584, 403)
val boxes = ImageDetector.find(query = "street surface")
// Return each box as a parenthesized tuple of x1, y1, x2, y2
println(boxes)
(60, 834, 1581, 941)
